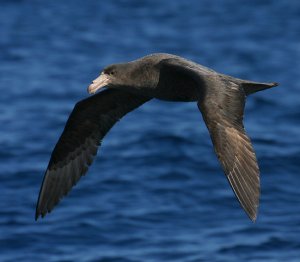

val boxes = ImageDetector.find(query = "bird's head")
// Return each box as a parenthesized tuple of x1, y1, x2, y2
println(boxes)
(88, 64, 121, 94)
(88, 55, 164, 95)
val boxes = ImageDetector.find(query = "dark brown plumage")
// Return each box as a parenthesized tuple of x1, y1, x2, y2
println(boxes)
(36, 53, 278, 221)
(36, 90, 150, 219)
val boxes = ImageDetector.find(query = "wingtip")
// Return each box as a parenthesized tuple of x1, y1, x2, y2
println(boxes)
(246, 205, 259, 222)
(35, 211, 39, 221)
(35, 211, 48, 221)
(271, 82, 279, 87)
(35, 206, 47, 221)
(249, 212, 257, 223)
(35, 208, 41, 221)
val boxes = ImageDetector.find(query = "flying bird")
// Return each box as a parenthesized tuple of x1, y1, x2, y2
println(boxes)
(35, 53, 278, 221)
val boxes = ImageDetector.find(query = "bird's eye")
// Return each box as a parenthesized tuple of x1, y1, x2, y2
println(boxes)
(103, 67, 116, 76)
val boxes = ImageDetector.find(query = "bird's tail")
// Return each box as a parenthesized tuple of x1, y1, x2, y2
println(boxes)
(241, 81, 278, 96)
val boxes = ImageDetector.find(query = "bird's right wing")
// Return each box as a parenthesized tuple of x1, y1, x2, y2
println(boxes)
(36, 89, 150, 220)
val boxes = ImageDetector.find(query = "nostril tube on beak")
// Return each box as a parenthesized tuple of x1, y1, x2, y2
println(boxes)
(87, 73, 110, 94)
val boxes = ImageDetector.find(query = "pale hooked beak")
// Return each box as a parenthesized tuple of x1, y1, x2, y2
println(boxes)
(88, 72, 110, 94)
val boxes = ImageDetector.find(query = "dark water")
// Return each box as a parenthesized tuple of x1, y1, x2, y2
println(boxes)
(1, 0, 300, 261)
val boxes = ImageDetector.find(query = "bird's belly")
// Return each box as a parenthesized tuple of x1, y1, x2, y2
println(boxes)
(153, 84, 199, 102)
(152, 71, 200, 102)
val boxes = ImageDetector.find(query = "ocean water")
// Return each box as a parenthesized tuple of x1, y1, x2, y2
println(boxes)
(1, 0, 300, 261)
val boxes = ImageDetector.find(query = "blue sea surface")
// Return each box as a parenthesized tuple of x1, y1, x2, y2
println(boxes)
(1, 0, 300, 261)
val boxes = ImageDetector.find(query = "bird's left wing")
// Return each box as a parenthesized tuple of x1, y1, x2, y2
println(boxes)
(198, 84, 260, 221)
(159, 58, 260, 221)
(36, 89, 150, 220)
